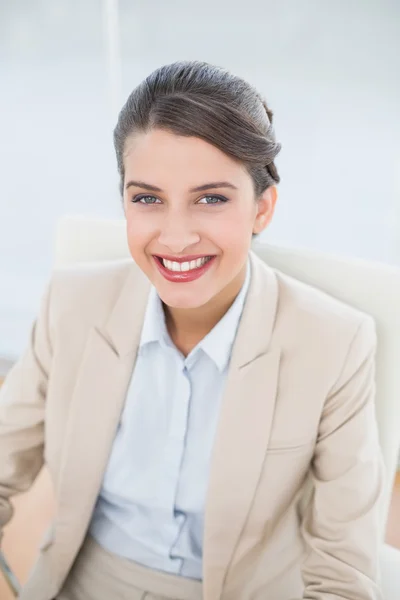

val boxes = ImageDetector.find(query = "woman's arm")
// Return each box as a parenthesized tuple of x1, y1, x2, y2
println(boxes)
(0, 280, 53, 545)
(300, 317, 384, 599)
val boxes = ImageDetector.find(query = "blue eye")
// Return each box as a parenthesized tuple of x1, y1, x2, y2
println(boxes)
(131, 194, 228, 205)
(132, 195, 161, 204)
(197, 195, 228, 205)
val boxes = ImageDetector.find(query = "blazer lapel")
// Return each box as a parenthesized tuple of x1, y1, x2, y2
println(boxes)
(54, 262, 150, 580)
(203, 252, 282, 600)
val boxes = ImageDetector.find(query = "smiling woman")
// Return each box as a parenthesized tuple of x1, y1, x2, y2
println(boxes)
(0, 61, 384, 600)
(113, 61, 281, 336)
(120, 127, 279, 333)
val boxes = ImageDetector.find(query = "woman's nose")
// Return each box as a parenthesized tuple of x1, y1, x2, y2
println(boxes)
(158, 214, 200, 253)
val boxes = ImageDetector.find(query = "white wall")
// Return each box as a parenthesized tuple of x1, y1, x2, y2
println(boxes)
(0, 0, 399, 359)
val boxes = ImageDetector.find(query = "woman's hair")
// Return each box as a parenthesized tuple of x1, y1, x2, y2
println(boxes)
(114, 60, 281, 200)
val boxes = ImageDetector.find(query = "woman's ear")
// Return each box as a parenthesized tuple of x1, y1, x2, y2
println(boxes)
(253, 186, 278, 235)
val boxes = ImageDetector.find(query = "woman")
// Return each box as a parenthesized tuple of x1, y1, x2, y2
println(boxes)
(0, 61, 383, 600)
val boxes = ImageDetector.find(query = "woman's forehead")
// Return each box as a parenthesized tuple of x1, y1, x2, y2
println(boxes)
(123, 129, 250, 189)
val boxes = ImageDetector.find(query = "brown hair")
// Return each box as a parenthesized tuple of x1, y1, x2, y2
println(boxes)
(114, 60, 281, 200)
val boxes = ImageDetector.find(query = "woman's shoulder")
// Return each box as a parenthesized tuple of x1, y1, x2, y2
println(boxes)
(271, 265, 375, 349)
(48, 258, 146, 326)
(52, 256, 136, 287)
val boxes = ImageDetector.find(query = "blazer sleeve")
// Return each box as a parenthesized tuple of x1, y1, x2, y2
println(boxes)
(300, 316, 384, 599)
(0, 279, 53, 544)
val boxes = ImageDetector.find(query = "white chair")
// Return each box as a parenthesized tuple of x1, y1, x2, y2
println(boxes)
(2, 215, 400, 597)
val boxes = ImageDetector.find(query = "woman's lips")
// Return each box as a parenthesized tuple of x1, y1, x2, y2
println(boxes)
(153, 255, 216, 283)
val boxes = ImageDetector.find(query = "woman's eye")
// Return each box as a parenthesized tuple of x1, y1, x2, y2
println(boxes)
(132, 195, 161, 204)
(197, 195, 228, 205)
(131, 194, 228, 205)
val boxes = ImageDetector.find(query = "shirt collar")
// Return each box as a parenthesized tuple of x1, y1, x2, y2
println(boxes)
(196, 259, 251, 371)
(139, 258, 251, 372)
(140, 284, 171, 349)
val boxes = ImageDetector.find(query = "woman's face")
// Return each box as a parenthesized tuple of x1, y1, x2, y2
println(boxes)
(123, 128, 277, 310)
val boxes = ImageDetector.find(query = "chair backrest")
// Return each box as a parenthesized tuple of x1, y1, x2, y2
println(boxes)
(54, 215, 400, 530)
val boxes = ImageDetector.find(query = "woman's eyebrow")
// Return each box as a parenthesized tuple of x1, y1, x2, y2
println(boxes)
(125, 180, 238, 192)
(190, 181, 238, 193)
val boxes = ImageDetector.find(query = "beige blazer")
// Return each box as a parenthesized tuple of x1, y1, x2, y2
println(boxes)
(0, 251, 383, 600)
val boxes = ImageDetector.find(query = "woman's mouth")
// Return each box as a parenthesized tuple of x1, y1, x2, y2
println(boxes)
(153, 255, 216, 282)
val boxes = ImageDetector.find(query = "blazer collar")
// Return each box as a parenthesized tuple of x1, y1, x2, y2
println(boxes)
(233, 249, 279, 367)
(101, 261, 151, 358)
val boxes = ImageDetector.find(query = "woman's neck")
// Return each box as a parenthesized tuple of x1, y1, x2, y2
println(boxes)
(163, 266, 246, 356)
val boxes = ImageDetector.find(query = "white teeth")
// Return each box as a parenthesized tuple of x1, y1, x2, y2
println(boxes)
(161, 256, 212, 272)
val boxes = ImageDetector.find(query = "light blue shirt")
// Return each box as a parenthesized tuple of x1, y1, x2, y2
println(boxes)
(89, 261, 251, 579)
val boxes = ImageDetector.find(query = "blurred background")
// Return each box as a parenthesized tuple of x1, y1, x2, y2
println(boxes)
(0, 0, 399, 362)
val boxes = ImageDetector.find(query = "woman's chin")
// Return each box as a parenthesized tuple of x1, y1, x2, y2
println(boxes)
(158, 289, 214, 311)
